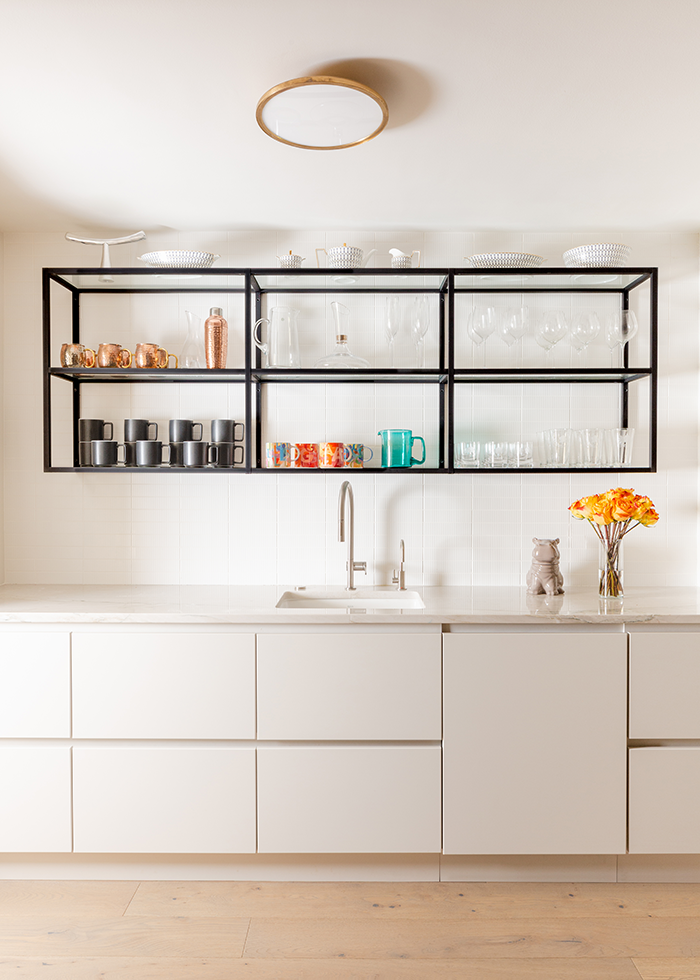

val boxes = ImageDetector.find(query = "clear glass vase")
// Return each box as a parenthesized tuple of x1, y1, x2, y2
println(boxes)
(599, 538, 623, 598)
(180, 310, 204, 369)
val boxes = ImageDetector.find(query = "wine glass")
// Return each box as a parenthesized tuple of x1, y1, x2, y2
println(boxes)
(569, 311, 600, 364)
(385, 296, 401, 368)
(535, 310, 568, 365)
(499, 307, 529, 365)
(411, 295, 430, 368)
(605, 310, 639, 367)
(468, 306, 496, 367)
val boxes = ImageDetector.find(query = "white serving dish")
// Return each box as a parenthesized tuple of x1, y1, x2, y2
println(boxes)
(137, 250, 220, 269)
(563, 243, 631, 268)
(466, 252, 544, 269)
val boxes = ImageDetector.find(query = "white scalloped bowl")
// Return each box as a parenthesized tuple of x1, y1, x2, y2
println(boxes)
(563, 243, 631, 268)
(137, 250, 220, 269)
(466, 252, 544, 269)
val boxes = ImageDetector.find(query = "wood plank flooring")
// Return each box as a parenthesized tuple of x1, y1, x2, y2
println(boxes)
(2, 880, 700, 978)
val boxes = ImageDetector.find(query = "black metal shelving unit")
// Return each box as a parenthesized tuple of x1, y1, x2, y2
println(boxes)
(42, 266, 658, 474)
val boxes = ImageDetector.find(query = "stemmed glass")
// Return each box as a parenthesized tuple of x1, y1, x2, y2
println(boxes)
(385, 296, 401, 368)
(412, 295, 430, 368)
(468, 305, 496, 367)
(499, 307, 529, 365)
(535, 310, 568, 365)
(569, 311, 600, 365)
(605, 310, 639, 367)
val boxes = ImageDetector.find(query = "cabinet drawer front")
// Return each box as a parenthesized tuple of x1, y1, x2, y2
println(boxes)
(72, 632, 255, 738)
(0, 747, 71, 852)
(257, 633, 441, 740)
(629, 747, 700, 853)
(0, 632, 70, 737)
(73, 747, 256, 853)
(630, 633, 700, 738)
(258, 745, 441, 853)
(443, 633, 627, 855)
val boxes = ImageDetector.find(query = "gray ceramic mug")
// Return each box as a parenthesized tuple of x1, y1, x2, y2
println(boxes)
(182, 440, 212, 467)
(210, 442, 244, 468)
(80, 418, 113, 441)
(169, 419, 203, 442)
(124, 418, 158, 442)
(91, 439, 125, 467)
(210, 419, 244, 443)
(135, 440, 170, 467)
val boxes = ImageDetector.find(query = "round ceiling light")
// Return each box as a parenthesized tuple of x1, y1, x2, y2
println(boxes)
(256, 75, 389, 150)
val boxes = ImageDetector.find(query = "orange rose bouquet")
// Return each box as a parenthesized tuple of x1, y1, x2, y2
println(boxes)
(569, 488, 659, 597)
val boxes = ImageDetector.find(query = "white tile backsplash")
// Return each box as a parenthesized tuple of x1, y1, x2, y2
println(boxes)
(2, 229, 697, 586)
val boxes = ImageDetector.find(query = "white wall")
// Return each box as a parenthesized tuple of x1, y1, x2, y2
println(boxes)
(2, 229, 697, 589)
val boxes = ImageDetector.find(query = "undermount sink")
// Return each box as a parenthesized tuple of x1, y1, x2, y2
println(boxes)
(276, 588, 425, 610)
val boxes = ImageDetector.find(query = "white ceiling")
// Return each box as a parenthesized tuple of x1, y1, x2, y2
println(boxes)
(1, 0, 698, 233)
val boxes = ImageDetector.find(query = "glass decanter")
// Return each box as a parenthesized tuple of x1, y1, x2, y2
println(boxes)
(314, 302, 369, 368)
(180, 310, 205, 368)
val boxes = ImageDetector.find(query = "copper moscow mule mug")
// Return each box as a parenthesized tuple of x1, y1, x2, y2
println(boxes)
(60, 343, 96, 367)
(134, 343, 178, 369)
(97, 343, 132, 368)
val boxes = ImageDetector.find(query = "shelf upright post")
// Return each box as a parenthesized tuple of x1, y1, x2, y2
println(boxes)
(72, 288, 81, 467)
(41, 269, 53, 471)
(649, 268, 658, 472)
(445, 271, 454, 472)
(245, 271, 256, 473)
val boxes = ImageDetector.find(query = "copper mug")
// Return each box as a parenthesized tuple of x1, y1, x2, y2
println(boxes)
(135, 343, 178, 369)
(60, 343, 95, 367)
(97, 343, 132, 368)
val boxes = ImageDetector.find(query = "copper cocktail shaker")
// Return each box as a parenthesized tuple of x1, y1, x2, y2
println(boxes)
(204, 307, 228, 369)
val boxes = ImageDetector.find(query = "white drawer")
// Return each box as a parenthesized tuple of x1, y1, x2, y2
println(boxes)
(629, 747, 700, 853)
(630, 633, 700, 738)
(72, 632, 255, 739)
(257, 633, 441, 740)
(257, 745, 441, 853)
(0, 632, 70, 737)
(73, 746, 256, 853)
(0, 747, 71, 852)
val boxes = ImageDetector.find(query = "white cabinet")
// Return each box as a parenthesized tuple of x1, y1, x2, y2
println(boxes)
(0, 633, 70, 737)
(72, 632, 255, 739)
(73, 746, 256, 853)
(257, 633, 441, 740)
(443, 632, 627, 855)
(0, 747, 71, 851)
(257, 745, 441, 853)
(630, 633, 700, 738)
(629, 747, 700, 853)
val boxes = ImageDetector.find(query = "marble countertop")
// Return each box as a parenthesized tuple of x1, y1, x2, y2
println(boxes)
(0, 583, 697, 624)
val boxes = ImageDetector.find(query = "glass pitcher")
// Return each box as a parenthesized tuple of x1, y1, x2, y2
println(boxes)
(253, 306, 301, 368)
(378, 429, 426, 468)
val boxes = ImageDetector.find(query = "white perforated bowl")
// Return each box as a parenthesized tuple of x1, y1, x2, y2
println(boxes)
(467, 252, 544, 269)
(138, 250, 220, 269)
(563, 243, 631, 268)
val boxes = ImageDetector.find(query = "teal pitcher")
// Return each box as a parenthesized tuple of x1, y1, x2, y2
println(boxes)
(378, 429, 426, 468)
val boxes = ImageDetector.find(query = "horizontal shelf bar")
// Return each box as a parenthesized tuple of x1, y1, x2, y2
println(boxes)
(252, 369, 448, 383)
(453, 368, 651, 383)
(50, 367, 246, 383)
(46, 465, 655, 475)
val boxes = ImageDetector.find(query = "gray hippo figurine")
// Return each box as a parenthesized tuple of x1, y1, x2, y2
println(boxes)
(526, 537, 565, 595)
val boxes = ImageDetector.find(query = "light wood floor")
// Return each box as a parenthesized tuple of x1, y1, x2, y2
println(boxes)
(1, 880, 700, 978)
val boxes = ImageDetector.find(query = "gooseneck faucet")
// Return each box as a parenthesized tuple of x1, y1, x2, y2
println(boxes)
(392, 539, 406, 590)
(338, 480, 366, 591)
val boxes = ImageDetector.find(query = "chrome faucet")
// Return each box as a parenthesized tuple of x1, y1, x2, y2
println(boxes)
(338, 480, 366, 591)
(392, 539, 406, 590)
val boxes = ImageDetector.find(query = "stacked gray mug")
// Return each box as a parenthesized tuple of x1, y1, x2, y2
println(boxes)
(169, 418, 244, 468)
(79, 418, 115, 466)
(124, 418, 164, 467)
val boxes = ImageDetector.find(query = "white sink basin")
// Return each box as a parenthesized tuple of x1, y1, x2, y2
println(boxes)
(276, 588, 425, 610)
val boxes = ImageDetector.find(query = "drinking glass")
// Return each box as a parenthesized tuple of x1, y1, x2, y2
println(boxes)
(482, 441, 507, 468)
(468, 306, 496, 366)
(604, 427, 635, 466)
(499, 307, 529, 365)
(605, 310, 639, 367)
(385, 296, 401, 368)
(455, 441, 480, 467)
(411, 295, 430, 368)
(535, 310, 568, 365)
(580, 428, 602, 467)
(569, 311, 600, 364)
(509, 440, 533, 467)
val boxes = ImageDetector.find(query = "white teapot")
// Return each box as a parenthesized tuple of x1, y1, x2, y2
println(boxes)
(316, 244, 377, 270)
(277, 251, 305, 269)
(389, 248, 421, 269)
